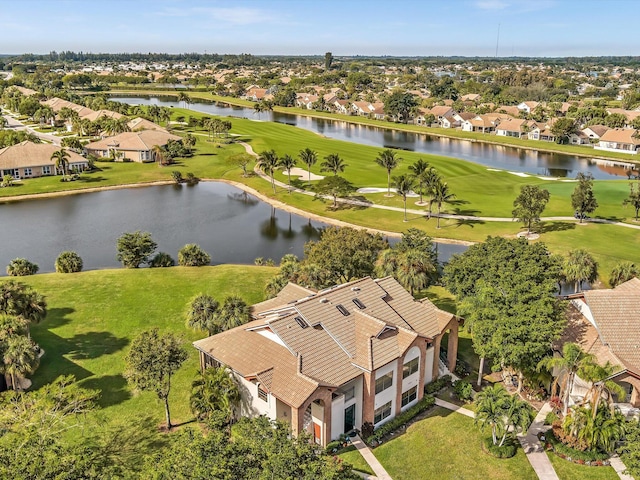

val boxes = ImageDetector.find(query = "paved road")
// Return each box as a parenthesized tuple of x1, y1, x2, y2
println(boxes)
(1, 111, 61, 145)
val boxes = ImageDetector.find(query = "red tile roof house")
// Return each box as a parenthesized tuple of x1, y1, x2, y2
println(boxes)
(496, 118, 528, 138)
(84, 130, 182, 163)
(193, 277, 461, 446)
(0, 141, 88, 179)
(560, 278, 640, 417)
(595, 128, 640, 155)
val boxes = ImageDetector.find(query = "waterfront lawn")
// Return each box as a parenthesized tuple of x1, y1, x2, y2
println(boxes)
(7, 266, 275, 433)
(373, 406, 537, 480)
(547, 452, 619, 480)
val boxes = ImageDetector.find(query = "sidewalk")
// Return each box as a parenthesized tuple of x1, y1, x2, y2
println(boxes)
(517, 402, 560, 480)
(350, 434, 393, 480)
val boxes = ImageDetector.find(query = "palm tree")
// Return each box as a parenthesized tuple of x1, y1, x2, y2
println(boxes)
(298, 148, 318, 185)
(475, 384, 532, 447)
(609, 261, 638, 287)
(51, 149, 70, 179)
(424, 167, 442, 218)
(393, 174, 416, 222)
(562, 405, 626, 452)
(3, 335, 39, 390)
(375, 149, 402, 197)
(537, 342, 596, 415)
(432, 180, 456, 229)
(257, 149, 280, 194)
(563, 249, 598, 293)
(375, 249, 400, 278)
(409, 159, 430, 204)
(395, 249, 436, 295)
(278, 154, 297, 193)
(152, 145, 168, 166)
(320, 153, 347, 176)
(177, 92, 191, 109)
(190, 366, 240, 422)
(186, 294, 219, 335)
(216, 296, 249, 332)
(580, 361, 626, 419)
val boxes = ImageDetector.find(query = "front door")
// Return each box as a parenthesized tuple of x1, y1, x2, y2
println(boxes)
(344, 404, 355, 433)
(313, 423, 321, 444)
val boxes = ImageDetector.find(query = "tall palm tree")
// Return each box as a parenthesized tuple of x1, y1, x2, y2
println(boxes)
(395, 249, 436, 295)
(409, 159, 430, 204)
(278, 154, 297, 193)
(185, 294, 219, 335)
(177, 92, 191, 109)
(152, 145, 168, 166)
(320, 153, 347, 176)
(474, 384, 511, 446)
(216, 296, 249, 332)
(432, 180, 456, 229)
(393, 174, 416, 222)
(563, 249, 598, 293)
(609, 261, 638, 288)
(3, 335, 39, 390)
(537, 342, 597, 415)
(190, 366, 240, 422)
(257, 149, 280, 194)
(580, 361, 626, 419)
(424, 167, 442, 218)
(51, 149, 70, 179)
(298, 148, 318, 185)
(375, 149, 402, 197)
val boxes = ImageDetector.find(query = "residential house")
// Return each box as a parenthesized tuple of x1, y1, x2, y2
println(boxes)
(352, 101, 385, 120)
(496, 105, 521, 117)
(80, 109, 124, 122)
(561, 278, 640, 417)
(127, 117, 167, 132)
(527, 124, 556, 142)
(0, 141, 88, 179)
(454, 112, 477, 123)
(333, 100, 350, 115)
(595, 128, 640, 155)
(296, 93, 319, 110)
(440, 115, 460, 129)
(460, 93, 481, 102)
(428, 106, 455, 121)
(568, 131, 590, 145)
(461, 115, 500, 133)
(193, 277, 461, 446)
(84, 129, 182, 162)
(244, 85, 268, 102)
(582, 125, 609, 142)
(496, 118, 528, 138)
(606, 108, 640, 128)
(517, 101, 539, 114)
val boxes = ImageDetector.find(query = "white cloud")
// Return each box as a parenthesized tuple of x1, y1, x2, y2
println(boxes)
(474, 0, 510, 10)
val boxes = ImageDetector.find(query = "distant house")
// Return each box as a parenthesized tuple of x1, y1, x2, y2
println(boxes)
(84, 130, 182, 162)
(496, 118, 528, 138)
(244, 86, 268, 102)
(440, 115, 460, 129)
(0, 141, 88, 179)
(295, 93, 318, 110)
(582, 125, 609, 141)
(193, 276, 462, 446)
(127, 117, 167, 132)
(80, 109, 124, 122)
(595, 128, 640, 154)
(527, 124, 556, 142)
(427, 106, 455, 121)
(461, 115, 499, 133)
(333, 100, 350, 115)
(606, 108, 640, 127)
(561, 278, 640, 416)
(496, 105, 521, 117)
(460, 93, 481, 102)
(351, 101, 385, 120)
(568, 131, 590, 145)
(517, 101, 539, 114)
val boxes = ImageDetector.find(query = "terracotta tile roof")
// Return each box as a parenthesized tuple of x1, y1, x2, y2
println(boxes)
(583, 125, 609, 137)
(496, 105, 521, 116)
(598, 128, 640, 145)
(606, 108, 640, 121)
(428, 106, 454, 116)
(497, 118, 527, 132)
(0, 141, 87, 169)
(128, 117, 167, 132)
(583, 278, 640, 374)
(80, 109, 124, 122)
(84, 130, 181, 152)
(251, 283, 316, 317)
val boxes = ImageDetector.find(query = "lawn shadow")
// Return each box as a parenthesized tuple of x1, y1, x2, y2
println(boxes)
(538, 221, 576, 233)
(424, 292, 457, 314)
(449, 206, 481, 216)
(80, 176, 107, 183)
(43, 307, 75, 329)
(80, 374, 132, 408)
(67, 331, 129, 360)
(447, 218, 485, 228)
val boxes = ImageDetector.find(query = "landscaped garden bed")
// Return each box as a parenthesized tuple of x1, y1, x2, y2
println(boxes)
(541, 428, 611, 467)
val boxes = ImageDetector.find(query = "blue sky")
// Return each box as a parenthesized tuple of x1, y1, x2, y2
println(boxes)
(1, 0, 639, 57)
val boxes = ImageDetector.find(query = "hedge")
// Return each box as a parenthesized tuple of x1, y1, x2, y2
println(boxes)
(366, 395, 435, 444)
(544, 429, 610, 463)
(424, 375, 451, 395)
(482, 437, 517, 458)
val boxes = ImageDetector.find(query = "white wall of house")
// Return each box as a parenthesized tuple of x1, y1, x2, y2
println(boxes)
(374, 360, 397, 427)
(401, 346, 421, 411)
(235, 373, 277, 419)
(424, 346, 435, 385)
(595, 142, 638, 154)
(330, 376, 363, 440)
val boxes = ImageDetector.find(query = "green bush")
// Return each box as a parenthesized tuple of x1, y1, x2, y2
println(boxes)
(55, 251, 83, 273)
(367, 395, 435, 444)
(544, 411, 559, 426)
(483, 437, 517, 458)
(6, 258, 39, 276)
(149, 252, 175, 268)
(424, 375, 451, 394)
(178, 244, 211, 267)
(171, 171, 183, 183)
(453, 380, 474, 401)
(545, 429, 609, 462)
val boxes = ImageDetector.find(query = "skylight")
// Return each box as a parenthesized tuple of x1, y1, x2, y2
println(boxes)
(352, 298, 366, 309)
(336, 304, 350, 316)
(294, 316, 308, 329)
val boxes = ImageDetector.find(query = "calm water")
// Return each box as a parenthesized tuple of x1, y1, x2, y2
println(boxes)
(0, 182, 466, 274)
(111, 95, 636, 180)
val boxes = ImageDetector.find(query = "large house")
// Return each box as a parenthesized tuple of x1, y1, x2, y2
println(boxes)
(595, 128, 640, 155)
(84, 130, 182, 162)
(562, 278, 640, 417)
(193, 277, 461, 446)
(0, 141, 88, 179)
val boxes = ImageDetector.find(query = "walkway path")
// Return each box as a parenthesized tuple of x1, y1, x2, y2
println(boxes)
(1, 112, 62, 145)
(609, 455, 634, 480)
(350, 434, 393, 480)
(242, 143, 640, 232)
(517, 402, 560, 480)
(434, 397, 475, 418)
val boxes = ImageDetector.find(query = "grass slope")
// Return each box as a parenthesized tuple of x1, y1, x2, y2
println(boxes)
(547, 452, 619, 480)
(373, 406, 537, 480)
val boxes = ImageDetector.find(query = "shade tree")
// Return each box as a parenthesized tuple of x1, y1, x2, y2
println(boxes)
(512, 185, 550, 235)
(571, 172, 598, 222)
(116, 231, 157, 268)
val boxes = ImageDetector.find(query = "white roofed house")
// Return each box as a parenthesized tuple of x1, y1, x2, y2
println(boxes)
(193, 277, 462, 446)
(495, 118, 528, 138)
(517, 101, 539, 114)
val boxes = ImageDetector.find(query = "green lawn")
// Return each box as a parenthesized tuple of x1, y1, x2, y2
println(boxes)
(547, 451, 619, 480)
(5, 266, 276, 432)
(373, 406, 537, 480)
(338, 448, 375, 475)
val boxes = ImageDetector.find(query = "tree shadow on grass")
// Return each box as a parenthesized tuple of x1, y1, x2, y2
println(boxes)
(42, 307, 75, 329)
(67, 331, 129, 360)
(446, 218, 486, 228)
(80, 374, 132, 408)
(80, 176, 107, 183)
(538, 221, 576, 233)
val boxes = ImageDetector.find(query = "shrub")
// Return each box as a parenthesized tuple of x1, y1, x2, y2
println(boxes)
(546, 428, 609, 462)
(185, 172, 199, 185)
(171, 171, 183, 183)
(454, 362, 470, 378)
(7, 258, 39, 276)
(483, 437, 517, 458)
(544, 411, 559, 426)
(360, 422, 374, 440)
(116, 231, 157, 268)
(254, 257, 264, 266)
(1, 174, 14, 187)
(453, 380, 474, 401)
(178, 244, 211, 267)
(149, 252, 175, 268)
(55, 251, 83, 273)
(424, 375, 451, 395)
(366, 395, 435, 444)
